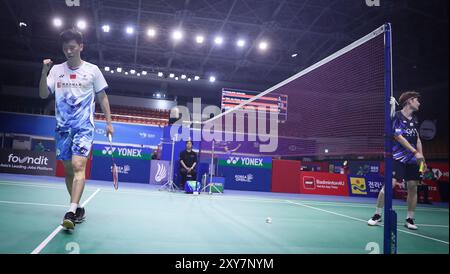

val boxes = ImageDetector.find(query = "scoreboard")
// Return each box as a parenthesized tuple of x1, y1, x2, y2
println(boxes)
(221, 88, 288, 122)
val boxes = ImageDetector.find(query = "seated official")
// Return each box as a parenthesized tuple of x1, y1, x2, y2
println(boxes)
(179, 140, 197, 189)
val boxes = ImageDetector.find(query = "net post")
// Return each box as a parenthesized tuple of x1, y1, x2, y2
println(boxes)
(383, 22, 397, 254)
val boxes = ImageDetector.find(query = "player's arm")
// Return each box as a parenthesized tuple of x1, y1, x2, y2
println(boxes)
(96, 90, 114, 136)
(394, 135, 424, 161)
(39, 59, 53, 99)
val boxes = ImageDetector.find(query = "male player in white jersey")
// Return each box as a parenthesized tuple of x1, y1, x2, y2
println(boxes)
(368, 91, 426, 230)
(39, 28, 114, 231)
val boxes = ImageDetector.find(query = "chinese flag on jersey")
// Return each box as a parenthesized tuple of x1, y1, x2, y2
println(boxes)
(70, 74, 76, 79)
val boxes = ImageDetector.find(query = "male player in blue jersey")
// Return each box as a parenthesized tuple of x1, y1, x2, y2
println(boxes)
(368, 91, 425, 230)
(39, 28, 114, 231)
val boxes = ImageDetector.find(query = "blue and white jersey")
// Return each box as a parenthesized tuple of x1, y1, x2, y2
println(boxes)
(392, 111, 419, 164)
(47, 61, 108, 130)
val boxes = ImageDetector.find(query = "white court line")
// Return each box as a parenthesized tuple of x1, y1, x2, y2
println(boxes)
(31, 188, 101, 254)
(0, 200, 66, 208)
(286, 200, 449, 245)
(2, 180, 448, 213)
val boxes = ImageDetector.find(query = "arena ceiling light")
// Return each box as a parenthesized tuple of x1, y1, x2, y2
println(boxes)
(195, 35, 205, 44)
(169, 73, 175, 78)
(157, 72, 164, 77)
(142, 71, 147, 75)
(194, 76, 200, 80)
(291, 53, 298, 58)
(102, 25, 110, 33)
(175, 77, 179, 80)
(187, 78, 192, 82)
(172, 29, 183, 41)
(258, 41, 268, 51)
(53, 18, 63, 28)
(104, 66, 110, 72)
(147, 28, 156, 37)
(125, 26, 134, 35)
(76, 20, 87, 30)
(236, 39, 246, 48)
(130, 69, 136, 74)
(209, 76, 216, 82)
(214, 36, 224, 45)
(116, 67, 122, 73)
(181, 74, 187, 79)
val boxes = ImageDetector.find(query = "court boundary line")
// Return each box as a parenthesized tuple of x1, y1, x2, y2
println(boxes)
(285, 200, 449, 245)
(30, 188, 101, 254)
(1, 180, 448, 213)
(0, 200, 66, 208)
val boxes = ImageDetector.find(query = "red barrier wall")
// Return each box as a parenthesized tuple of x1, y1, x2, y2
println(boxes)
(271, 159, 301, 193)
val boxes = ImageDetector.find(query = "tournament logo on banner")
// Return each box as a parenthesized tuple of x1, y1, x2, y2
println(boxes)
(149, 160, 170, 184)
(349, 177, 368, 195)
(0, 149, 56, 176)
(91, 144, 152, 184)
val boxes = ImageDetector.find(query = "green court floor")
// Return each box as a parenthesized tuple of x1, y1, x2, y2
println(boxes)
(0, 177, 448, 254)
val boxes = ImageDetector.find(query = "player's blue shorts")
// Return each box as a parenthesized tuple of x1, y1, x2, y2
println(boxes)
(55, 126, 94, 160)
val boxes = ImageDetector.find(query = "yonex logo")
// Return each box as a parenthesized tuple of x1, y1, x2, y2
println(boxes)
(59, 74, 65, 78)
(226, 157, 239, 164)
(102, 146, 116, 155)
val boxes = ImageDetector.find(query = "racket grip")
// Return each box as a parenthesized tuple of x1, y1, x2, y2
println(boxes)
(108, 133, 112, 143)
(419, 161, 425, 173)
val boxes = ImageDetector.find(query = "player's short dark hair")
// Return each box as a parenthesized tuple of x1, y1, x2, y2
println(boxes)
(186, 140, 193, 145)
(60, 28, 83, 45)
(399, 91, 421, 107)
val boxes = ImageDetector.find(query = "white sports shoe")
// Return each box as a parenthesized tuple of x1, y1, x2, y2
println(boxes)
(405, 218, 418, 230)
(368, 214, 382, 226)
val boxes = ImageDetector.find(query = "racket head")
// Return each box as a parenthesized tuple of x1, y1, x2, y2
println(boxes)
(112, 162, 119, 190)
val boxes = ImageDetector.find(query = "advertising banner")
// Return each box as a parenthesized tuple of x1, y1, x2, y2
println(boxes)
(217, 156, 272, 191)
(90, 144, 151, 184)
(299, 172, 349, 196)
(0, 149, 56, 176)
(348, 174, 384, 198)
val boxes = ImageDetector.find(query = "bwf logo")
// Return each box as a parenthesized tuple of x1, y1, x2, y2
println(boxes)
(365, 0, 380, 7)
(155, 163, 167, 182)
(66, 0, 80, 7)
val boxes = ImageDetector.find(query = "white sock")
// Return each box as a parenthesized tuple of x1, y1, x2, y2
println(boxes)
(375, 207, 383, 215)
(407, 211, 414, 219)
(69, 203, 78, 214)
(77, 204, 83, 209)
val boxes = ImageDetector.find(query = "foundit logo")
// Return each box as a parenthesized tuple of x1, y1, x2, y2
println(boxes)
(350, 177, 368, 195)
(8, 154, 48, 165)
